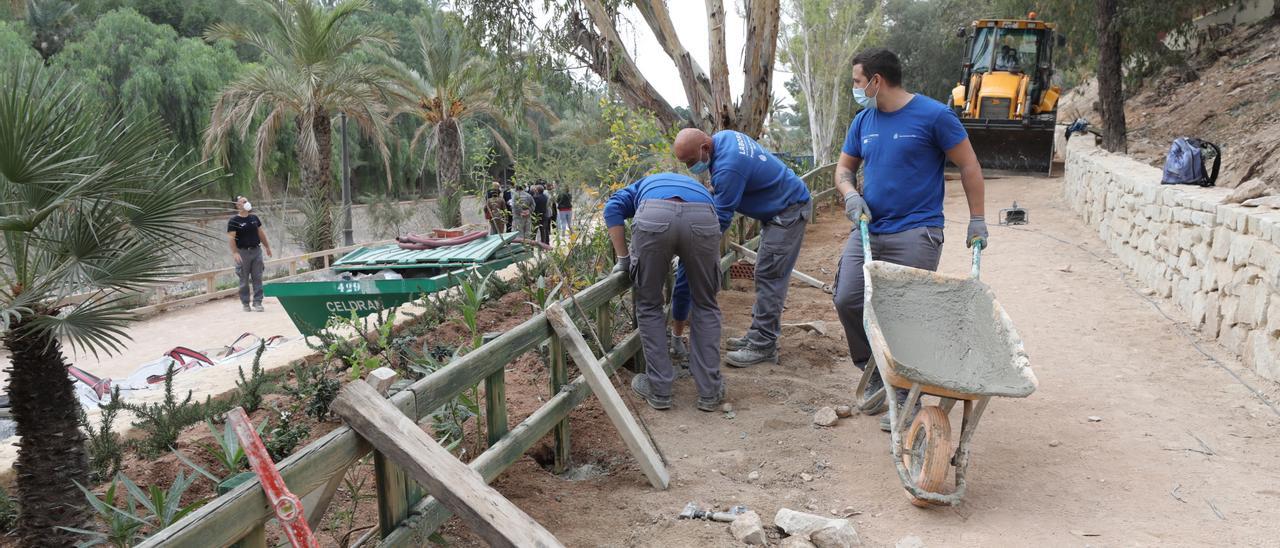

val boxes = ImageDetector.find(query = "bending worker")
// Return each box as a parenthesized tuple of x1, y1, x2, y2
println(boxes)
(673, 128, 811, 367)
(605, 173, 725, 412)
(831, 48, 988, 431)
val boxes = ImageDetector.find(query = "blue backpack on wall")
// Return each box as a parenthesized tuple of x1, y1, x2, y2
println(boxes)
(1161, 137, 1220, 187)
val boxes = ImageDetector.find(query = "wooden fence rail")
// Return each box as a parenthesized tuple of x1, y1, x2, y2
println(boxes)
(140, 164, 834, 547)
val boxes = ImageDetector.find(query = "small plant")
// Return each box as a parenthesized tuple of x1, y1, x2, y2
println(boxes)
(174, 419, 266, 484)
(328, 461, 377, 547)
(264, 406, 310, 461)
(458, 271, 493, 350)
(283, 364, 342, 422)
(81, 389, 125, 483)
(63, 478, 147, 547)
(117, 364, 216, 457)
(63, 471, 207, 546)
(0, 486, 18, 535)
(314, 310, 397, 379)
(235, 342, 272, 412)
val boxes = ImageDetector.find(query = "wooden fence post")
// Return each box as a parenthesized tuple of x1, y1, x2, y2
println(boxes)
(485, 368, 508, 447)
(549, 335, 570, 473)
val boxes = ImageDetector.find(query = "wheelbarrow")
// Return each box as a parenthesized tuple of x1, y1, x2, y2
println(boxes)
(853, 218, 1036, 507)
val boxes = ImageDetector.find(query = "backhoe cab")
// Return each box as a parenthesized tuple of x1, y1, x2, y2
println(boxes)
(949, 13, 1064, 173)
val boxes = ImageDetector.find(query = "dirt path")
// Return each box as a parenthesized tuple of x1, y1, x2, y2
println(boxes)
(466, 174, 1280, 547)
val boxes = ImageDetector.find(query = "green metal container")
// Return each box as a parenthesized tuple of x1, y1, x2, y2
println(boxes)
(265, 234, 526, 336)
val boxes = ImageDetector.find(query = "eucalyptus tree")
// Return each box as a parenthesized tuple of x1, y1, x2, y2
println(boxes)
(0, 61, 212, 545)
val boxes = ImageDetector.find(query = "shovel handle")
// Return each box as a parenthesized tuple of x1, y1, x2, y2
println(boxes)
(971, 240, 983, 280)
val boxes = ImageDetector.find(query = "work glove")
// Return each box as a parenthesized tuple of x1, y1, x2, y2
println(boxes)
(614, 255, 634, 281)
(967, 216, 989, 249)
(843, 191, 871, 224)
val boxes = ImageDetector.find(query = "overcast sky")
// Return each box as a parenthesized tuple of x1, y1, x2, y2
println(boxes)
(590, 3, 796, 108)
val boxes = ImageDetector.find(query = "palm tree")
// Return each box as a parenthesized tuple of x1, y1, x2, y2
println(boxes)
(386, 10, 555, 228)
(203, 0, 395, 262)
(0, 61, 211, 546)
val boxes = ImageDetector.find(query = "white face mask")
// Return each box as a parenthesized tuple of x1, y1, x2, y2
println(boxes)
(243, 201, 252, 212)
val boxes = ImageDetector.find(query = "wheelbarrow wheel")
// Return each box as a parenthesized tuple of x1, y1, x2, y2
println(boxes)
(902, 405, 952, 507)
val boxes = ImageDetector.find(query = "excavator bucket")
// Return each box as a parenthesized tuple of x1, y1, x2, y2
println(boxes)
(962, 120, 1056, 174)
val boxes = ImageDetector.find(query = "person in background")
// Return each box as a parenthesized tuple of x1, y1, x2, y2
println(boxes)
(532, 183, 552, 245)
(672, 127, 812, 368)
(227, 196, 273, 312)
(510, 184, 535, 238)
(605, 172, 725, 411)
(501, 180, 513, 229)
(555, 183, 574, 238)
(484, 182, 506, 234)
(831, 47, 987, 431)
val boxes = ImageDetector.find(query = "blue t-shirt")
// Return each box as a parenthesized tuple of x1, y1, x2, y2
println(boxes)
(710, 130, 811, 232)
(603, 173, 713, 228)
(841, 95, 967, 234)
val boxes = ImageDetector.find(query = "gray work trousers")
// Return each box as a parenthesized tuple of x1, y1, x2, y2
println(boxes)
(236, 246, 265, 306)
(832, 225, 944, 368)
(743, 201, 811, 350)
(512, 214, 532, 239)
(631, 200, 723, 398)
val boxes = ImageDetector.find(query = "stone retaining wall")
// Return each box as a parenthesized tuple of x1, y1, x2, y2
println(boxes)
(1063, 138, 1280, 381)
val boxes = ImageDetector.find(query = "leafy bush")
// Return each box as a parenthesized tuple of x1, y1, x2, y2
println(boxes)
(283, 364, 341, 422)
(235, 342, 272, 412)
(116, 364, 219, 457)
(81, 389, 125, 483)
(264, 407, 309, 461)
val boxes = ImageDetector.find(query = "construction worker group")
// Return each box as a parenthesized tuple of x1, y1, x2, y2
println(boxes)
(605, 48, 989, 429)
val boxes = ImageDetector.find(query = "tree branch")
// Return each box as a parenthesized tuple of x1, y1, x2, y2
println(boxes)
(635, 0, 714, 130)
(574, 0, 681, 131)
(704, 0, 734, 130)
(737, 0, 782, 138)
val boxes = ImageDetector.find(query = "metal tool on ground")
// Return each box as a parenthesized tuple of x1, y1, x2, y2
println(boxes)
(227, 406, 320, 548)
(678, 503, 748, 523)
(857, 217, 1038, 507)
(999, 202, 1029, 225)
(730, 242, 832, 293)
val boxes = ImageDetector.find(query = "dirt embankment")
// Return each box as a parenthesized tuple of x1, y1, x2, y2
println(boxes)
(1057, 20, 1280, 190)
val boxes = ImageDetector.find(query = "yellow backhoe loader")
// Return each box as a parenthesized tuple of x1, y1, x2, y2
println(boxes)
(949, 13, 1065, 173)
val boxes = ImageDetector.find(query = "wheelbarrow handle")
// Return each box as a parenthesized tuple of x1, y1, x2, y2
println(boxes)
(971, 240, 983, 280)
(863, 215, 984, 280)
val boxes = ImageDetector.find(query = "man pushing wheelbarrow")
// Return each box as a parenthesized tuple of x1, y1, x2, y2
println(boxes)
(831, 48, 1037, 506)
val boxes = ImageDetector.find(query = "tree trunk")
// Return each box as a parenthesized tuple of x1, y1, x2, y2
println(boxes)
(737, 0, 782, 138)
(299, 109, 336, 268)
(573, 1, 682, 131)
(436, 119, 464, 228)
(705, 0, 735, 130)
(635, 0, 713, 129)
(1096, 0, 1127, 153)
(5, 319, 90, 547)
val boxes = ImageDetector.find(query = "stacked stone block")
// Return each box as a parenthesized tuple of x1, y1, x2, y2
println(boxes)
(1064, 138, 1280, 382)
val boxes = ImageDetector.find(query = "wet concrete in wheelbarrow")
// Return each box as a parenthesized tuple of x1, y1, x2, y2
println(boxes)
(434, 174, 1280, 547)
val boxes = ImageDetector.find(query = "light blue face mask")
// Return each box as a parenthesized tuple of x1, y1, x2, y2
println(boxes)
(852, 77, 879, 110)
(689, 150, 710, 174)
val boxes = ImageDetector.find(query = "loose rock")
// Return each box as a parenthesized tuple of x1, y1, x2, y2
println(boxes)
(748, 471, 761, 482)
(781, 537, 819, 548)
(800, 472, 814, 482)
(813, 407, 839, 427)
(812, 522, 862, 548)
(776, 509, 860, 546)
(895, 536, 926, 548)
(1049, 440, 1062, 447)
(730, 511, 767, 545)
(678, 424, 689, 433)
(835, 405, 853, 418)
(1087, 416, 1103, 422)
(722, 402, 735, 413)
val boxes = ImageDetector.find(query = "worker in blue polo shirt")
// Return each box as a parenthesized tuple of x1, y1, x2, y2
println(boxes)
(605, 172, 725, 412)
(831, 48, 988, 432)
(672, 128, 811, 367)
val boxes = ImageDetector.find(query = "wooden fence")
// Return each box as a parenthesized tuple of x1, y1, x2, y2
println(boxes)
(140, 164, 835, 547)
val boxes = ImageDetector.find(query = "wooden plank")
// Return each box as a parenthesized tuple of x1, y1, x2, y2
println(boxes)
(379, 331, 640, 547)
(485, 368, 508, 447)
(730, 242, 832, 293)
(233, 524, 267, 548)
(302, 464, 348, 529)
(544, 303, 668, 489)
(332, 382, 563, 548)
(366, 369, 411, 539)
(548, 336, 570, 473)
